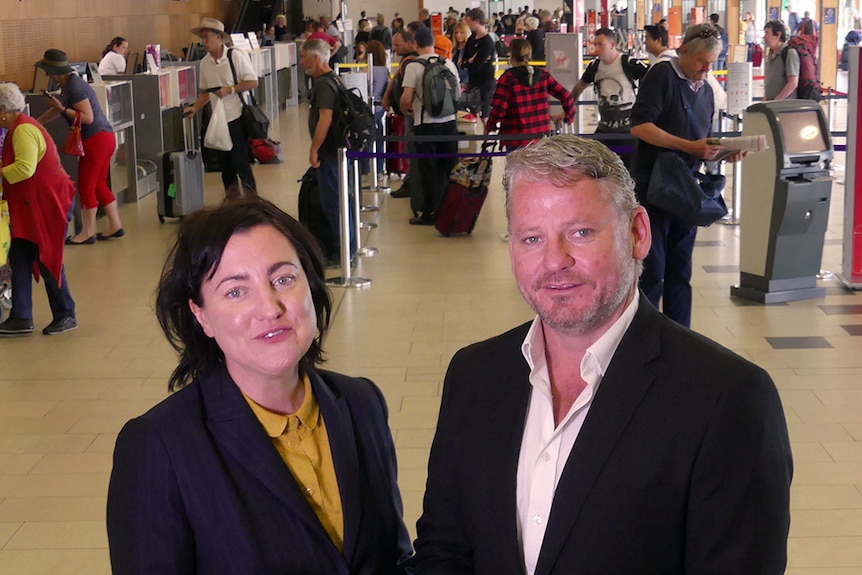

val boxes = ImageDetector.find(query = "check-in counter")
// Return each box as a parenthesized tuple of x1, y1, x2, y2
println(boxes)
(275, 42, 299, 107)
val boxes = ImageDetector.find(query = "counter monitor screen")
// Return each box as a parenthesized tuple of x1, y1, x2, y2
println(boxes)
(777, 110, 828, 155)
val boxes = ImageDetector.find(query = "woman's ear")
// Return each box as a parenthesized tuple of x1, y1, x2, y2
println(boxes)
(188, 299, 215, 338)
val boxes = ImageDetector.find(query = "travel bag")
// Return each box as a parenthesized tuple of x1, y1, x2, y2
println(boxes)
(435, 142, 495, 236)
(157, 117, 204, 222)
(297, 167, 335, 258)
(385, 113, 408, 175)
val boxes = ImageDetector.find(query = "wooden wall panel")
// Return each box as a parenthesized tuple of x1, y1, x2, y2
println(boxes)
(0, 0, 229, 90)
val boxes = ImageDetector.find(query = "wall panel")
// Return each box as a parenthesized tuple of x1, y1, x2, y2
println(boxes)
(0, 0, 228, 89)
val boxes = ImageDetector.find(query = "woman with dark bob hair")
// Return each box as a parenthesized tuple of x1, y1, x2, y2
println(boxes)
(106, 199, 413, 574)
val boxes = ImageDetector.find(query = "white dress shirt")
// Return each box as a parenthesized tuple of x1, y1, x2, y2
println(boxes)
(198, 47, 257, 122)
(516, 295, 639, 575)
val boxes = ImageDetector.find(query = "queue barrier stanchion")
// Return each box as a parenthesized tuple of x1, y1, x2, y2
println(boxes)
(326, 148, 371, 289)
(352, 157, 378, 258)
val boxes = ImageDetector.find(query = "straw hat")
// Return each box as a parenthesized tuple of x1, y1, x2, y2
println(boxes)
(35, 49, 74, 75)
(191, 17, 232, 44)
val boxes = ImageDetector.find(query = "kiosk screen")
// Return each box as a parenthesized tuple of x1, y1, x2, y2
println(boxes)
(778, 110, 827, 154)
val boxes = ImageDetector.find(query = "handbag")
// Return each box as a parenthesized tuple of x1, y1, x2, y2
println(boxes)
(227, 48, 270, 140)
(62, 114, 85, 157)
(250, 138, 284, 164)
(646, 152, 727, 227)
(450, 142, 496, 189)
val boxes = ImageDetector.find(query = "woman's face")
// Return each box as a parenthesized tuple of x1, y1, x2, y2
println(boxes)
(454, 29, 466, 44)
(115, 41, 129, 55)
(189, 225, 318, 387)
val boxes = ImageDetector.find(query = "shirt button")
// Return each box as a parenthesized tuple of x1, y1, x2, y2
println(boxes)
(306, 487, 314, 496)
(532, 515, 543, 525)
(287, 440, 296, 448)
(541, 452, 551, 462)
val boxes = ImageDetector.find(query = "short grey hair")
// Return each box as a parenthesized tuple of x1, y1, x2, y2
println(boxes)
(681, 23, 723, 56)
(0, 83, 26, 114)
(301, 38, 331, 62)
(504, 135, 639, 223)
(525, 16, 539, 31)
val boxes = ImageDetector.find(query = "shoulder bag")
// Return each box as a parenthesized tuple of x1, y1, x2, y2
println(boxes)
(227, 48, 270, 140)
(645, 100, 727, 227)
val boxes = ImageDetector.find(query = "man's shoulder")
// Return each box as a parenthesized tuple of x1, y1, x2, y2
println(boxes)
(450, 321, 532, 368)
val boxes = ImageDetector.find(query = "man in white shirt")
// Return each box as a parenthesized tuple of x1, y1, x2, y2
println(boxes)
(399, 26, 459, 225)
(413, 135, 792, 575)
(183, 17, 259, 193)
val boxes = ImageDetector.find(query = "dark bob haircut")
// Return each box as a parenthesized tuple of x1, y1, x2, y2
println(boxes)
(155, 198, 332, 392)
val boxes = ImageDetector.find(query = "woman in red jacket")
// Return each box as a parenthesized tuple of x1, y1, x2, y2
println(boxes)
(0, 83, 77, 336)
(486, 38, 576, 151)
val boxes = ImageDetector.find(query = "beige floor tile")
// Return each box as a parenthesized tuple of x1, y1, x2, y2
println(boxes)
(4, 521, 107, 550)
(790, 484, 862, 510)
(0, 523, 22, 548)
(790, 510, 862, 537)
(28, 453, 113, 475)
(0, 434, 97, 455)
(0, 474, 109, 498)
(0, 497, 105, 522)
(787, 537, 862, 568)
(0, 454, 44, 475)
(0, 550, 111, 575)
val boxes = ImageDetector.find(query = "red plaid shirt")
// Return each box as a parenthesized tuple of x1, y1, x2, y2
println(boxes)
(486, 67, 576, 149)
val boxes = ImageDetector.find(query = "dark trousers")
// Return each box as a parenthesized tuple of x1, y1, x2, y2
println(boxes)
(639, 204, 697, 328)
(317, 153, 356, 260)
(9, 238, 75, 322)
(414, 121, 458, 218)
(468, 77, 496, 118)
(217, 118, 257, 193)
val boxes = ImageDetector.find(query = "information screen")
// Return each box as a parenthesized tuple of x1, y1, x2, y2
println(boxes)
(777, 110, 828, 154)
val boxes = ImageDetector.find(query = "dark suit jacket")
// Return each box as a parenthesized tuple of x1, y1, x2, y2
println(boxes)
(107, 366, 413, 574)
(414, 296, 792, 575)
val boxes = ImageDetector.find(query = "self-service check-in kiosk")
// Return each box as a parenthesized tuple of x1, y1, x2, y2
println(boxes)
(731, 100, 833, 303)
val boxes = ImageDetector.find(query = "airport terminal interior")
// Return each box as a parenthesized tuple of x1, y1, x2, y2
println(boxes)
(1, 35, 862, 575)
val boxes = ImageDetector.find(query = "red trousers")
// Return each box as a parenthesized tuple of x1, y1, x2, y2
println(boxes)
(78, 130, 116, 210)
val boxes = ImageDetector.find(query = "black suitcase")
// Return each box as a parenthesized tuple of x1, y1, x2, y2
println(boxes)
(298, 167, 334, 258)
(157, 117, 204, 222)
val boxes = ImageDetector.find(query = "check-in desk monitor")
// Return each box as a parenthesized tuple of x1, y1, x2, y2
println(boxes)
(733, 100, 833, 303)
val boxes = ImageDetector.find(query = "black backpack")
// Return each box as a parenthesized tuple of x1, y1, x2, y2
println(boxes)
(328, 74, 375, 151)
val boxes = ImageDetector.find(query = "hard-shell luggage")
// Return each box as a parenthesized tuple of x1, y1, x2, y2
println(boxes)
(435, 141, 494, 236)
(386, 113, 408, 175)
(157, 117, 204, 223)
(297, 167, 335, 258)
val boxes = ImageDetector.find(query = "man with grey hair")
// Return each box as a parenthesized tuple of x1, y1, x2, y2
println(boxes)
(524, 16, 545, 61)
(630, 23, 742, 328)
(300, 38, 354, 264)
(413, 135, 791, 574)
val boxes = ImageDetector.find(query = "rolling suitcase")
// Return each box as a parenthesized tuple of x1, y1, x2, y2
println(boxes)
(157, 117, 204, 223)
(297, 167, 335, 258)
(435, 142, 494, 236)
(386, 113, 408, 175)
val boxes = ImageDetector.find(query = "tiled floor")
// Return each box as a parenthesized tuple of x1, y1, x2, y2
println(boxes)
(0, 102, 861, 574)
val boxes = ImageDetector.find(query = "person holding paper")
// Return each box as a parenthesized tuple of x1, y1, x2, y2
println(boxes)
(183, 17, 258, 193)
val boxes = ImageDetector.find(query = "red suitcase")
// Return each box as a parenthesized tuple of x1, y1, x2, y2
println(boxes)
(434, 183, 488, 236)
(386, 113, 409, 175)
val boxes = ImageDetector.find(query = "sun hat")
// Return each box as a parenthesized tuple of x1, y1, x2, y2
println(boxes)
(35, 49, 74, 75)
(191, 17, 232, 44)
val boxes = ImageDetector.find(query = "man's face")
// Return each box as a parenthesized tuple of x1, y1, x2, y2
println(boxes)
(764, 27, 782, 50)
(678, 45, 718, 82)
(393, 34, 406, 55)
(199, 30, 224, 55)
(594, 34, 617, 64)
(645, 34, 661, 56)
(508, 174, 650, 338)
(299, 50, 320, 75)
(465, 16, 480, 33)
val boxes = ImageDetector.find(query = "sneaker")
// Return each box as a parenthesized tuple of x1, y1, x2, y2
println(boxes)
(0, 317, 35, 337)
(42, 316, 78, 336)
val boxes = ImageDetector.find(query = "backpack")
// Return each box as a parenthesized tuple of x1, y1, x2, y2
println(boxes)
(782, 37, 821, 102)
(798, 18, 816, 36)
(407, 56, 461, 120)
(391, 54, 418, 116)
(328, 74, 375, 151)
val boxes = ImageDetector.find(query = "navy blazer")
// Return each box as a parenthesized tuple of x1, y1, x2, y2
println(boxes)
(413, 295, 793, 575)
(107, 366, 413, 574)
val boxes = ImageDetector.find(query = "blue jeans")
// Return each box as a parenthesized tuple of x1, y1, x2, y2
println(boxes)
(639, 204, 697, 328)
(9, 238, 75, 321)
(317, 153, 356, 260)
